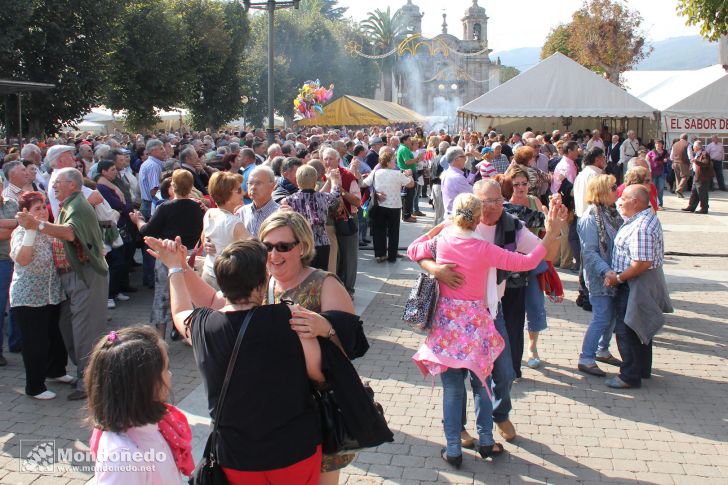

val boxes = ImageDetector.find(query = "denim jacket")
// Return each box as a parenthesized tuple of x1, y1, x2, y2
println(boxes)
(577, 206, 620, 297)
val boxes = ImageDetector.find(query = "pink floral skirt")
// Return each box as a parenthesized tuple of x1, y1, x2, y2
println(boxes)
(412, 296, 504, 386)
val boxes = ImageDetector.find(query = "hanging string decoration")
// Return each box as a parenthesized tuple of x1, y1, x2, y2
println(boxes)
(293, 80, 334, 119)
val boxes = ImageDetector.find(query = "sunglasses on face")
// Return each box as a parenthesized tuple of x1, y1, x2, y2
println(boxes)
(263, 240, 299, 253)
(611, 184, 618, 192)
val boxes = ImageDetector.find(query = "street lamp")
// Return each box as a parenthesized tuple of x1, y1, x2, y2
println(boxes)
(242, 0, 300, 144)
(241, 95, 249, 131)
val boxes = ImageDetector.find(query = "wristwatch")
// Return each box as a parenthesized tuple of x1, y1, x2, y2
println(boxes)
(38, 221, 46, 231)
(616, 273, 623, 284)
(168, 267, 186, 278)
(327, 326, 336, 338)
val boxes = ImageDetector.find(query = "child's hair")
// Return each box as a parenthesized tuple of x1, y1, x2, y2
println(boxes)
(452, 193, 482, 230)
(295, 164, 318, 190)
(86, 326, 168, 433)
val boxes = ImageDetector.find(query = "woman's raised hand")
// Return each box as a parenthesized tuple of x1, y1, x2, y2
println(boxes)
(145, 236, 187, 269)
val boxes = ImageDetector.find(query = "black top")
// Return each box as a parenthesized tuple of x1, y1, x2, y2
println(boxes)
(188, 304, 320, 471)
(365, 149, 379, 170)
(138, 198, 204, 249)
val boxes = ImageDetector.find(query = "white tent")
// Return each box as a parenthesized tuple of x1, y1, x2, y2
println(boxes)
(459, 52, 656, 119)
(622, 65, 727, 112)
(623, 65, 728, 136)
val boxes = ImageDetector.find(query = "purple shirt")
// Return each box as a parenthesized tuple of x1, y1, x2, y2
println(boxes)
(551, 156, 577, 194)
(441, 166, 474, 215)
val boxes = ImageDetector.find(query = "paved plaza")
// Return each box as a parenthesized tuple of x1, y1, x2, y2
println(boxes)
(0, 190, 727, 484)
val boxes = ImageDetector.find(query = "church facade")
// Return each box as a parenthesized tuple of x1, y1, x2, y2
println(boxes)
(375, 0, 500, 119)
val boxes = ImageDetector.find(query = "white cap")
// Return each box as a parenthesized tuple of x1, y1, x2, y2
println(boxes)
(44, 144, 75, 165)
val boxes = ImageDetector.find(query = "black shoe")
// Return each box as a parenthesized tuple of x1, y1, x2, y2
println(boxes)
(362, 238, 371, 244)
(440, 448, 462, 469)
(681, 207, 694, 212)
(170, 328, 181, 342)
(67, 390, 87, 401)
(697, 210, 708, 214)
(359, 241, 367, 247)
(478, 443, 504, 459)
(581, 301, 592, 312)
(0, 355, 6, 366)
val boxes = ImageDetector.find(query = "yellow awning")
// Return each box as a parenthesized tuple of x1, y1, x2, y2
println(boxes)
(295, 95, 427, 126)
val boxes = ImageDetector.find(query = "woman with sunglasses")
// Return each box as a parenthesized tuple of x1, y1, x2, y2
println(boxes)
(259, 211, 364, 485)
(503, 165, 550, 371)
(576, 174, 623, 377)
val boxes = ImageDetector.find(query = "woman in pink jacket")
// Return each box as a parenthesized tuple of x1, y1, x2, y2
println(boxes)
(407, 192, 560, 468)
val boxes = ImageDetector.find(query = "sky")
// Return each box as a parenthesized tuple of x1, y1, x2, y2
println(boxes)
(337, 0, 702, 53)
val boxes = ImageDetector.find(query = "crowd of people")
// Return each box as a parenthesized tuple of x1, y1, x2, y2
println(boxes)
(0, 121, 721, 480)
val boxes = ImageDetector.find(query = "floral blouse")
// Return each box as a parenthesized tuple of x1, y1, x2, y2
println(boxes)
(9, 228, 65, 307)
(285, 189, 340, 247)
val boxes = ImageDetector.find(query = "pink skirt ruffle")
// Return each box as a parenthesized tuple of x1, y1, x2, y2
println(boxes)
(412, 296, 504, 385)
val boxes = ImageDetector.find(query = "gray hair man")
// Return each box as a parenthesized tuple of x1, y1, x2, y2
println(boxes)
(16, 167, 109, 400)
(441, 146, 472, 216)
(239, 165, 278, 237)
(1, 161, 27, 203)
(45, 145, 103, 218)
(430, 141, 451, 225)
(413, 178, 563, 446)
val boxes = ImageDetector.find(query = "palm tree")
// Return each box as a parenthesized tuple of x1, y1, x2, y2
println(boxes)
(360, 7, 404, 102)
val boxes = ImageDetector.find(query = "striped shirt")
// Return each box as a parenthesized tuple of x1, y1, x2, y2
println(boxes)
(612, 207, 663, 273)
(138, 156, 164, 202)
(240, 198, 279, 238)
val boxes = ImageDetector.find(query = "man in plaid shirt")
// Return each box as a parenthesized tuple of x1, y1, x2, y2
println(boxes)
(603, 185, 665, 389)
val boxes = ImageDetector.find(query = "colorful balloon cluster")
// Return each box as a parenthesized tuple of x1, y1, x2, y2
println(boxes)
(293, 80, 334, 119)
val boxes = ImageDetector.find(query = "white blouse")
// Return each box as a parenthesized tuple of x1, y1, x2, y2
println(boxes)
(363, 168, 413, 209)
(94, 424, 184, 485)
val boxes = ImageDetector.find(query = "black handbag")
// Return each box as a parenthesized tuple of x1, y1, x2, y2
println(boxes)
(367, 171, 379, 219)
(190, 309, 257, 485)
(316, 382, 387, 455)
(334, 205, 357, 237)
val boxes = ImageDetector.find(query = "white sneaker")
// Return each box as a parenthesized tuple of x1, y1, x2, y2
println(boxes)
(31, 390, 56, 400)
(49, 375, 77, 384)
(115, 293, 130, 301)
(107, 298, 116, 309)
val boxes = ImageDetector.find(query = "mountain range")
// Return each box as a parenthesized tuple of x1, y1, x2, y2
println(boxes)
(493, 35, 719, 72)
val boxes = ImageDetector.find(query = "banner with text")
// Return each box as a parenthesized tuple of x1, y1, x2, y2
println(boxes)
(665, 117, 728, 134)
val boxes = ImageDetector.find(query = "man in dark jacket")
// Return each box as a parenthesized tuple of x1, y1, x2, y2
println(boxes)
(272, 157, 303, 203)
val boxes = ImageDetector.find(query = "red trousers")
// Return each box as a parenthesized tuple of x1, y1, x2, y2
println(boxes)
(222, 446, 322, 485)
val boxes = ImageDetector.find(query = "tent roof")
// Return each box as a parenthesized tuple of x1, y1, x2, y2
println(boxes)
(662, 74, 728, 118)
(622, 65, 727, 111)
(458, 52, 656, 118)
(296, 95, 427, 126)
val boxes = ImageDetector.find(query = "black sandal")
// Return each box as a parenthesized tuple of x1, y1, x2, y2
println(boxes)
(478, 442, 504, 459)
(440, 448, 462, 468)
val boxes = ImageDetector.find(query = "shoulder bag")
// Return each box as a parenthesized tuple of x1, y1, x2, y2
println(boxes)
(402, 238, 439, 332)
(334, 204, 357, 237)
(366, 170, 379, 219)
(190, 308, 257, 485)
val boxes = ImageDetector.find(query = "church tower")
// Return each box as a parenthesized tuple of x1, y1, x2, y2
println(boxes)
(462, 0, 488, 45)
(399, 0, 424, 35)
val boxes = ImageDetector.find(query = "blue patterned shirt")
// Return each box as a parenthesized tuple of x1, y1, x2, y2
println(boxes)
(240, 198, 279, 238)
(138, 156, 164, 202)
(612, 207, 663, 273)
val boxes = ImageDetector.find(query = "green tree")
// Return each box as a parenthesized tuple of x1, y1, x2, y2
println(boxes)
(300, 0, 348, 21)
(541, 0, 650, 84)
(499, 66, 520, 84)
(177, 0, 249, 130)
(541, 24, 577, 60)
(677, 0, 728, 41)
(359, 7, 405, 102)
(241, 5, 377, 126)
(0, 0, 118, 135)
(105, 0, 189, 130)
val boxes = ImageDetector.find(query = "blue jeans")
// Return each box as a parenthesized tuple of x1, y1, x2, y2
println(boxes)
(652, 174, 666, 207)
(441, 368, 494, 456)
(579, 295, 616, 365)
(491, 304, 515, 423)
(0, 259, 20, 352)
(357, 208, 368, 242)
(525, 261, 548, 332)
